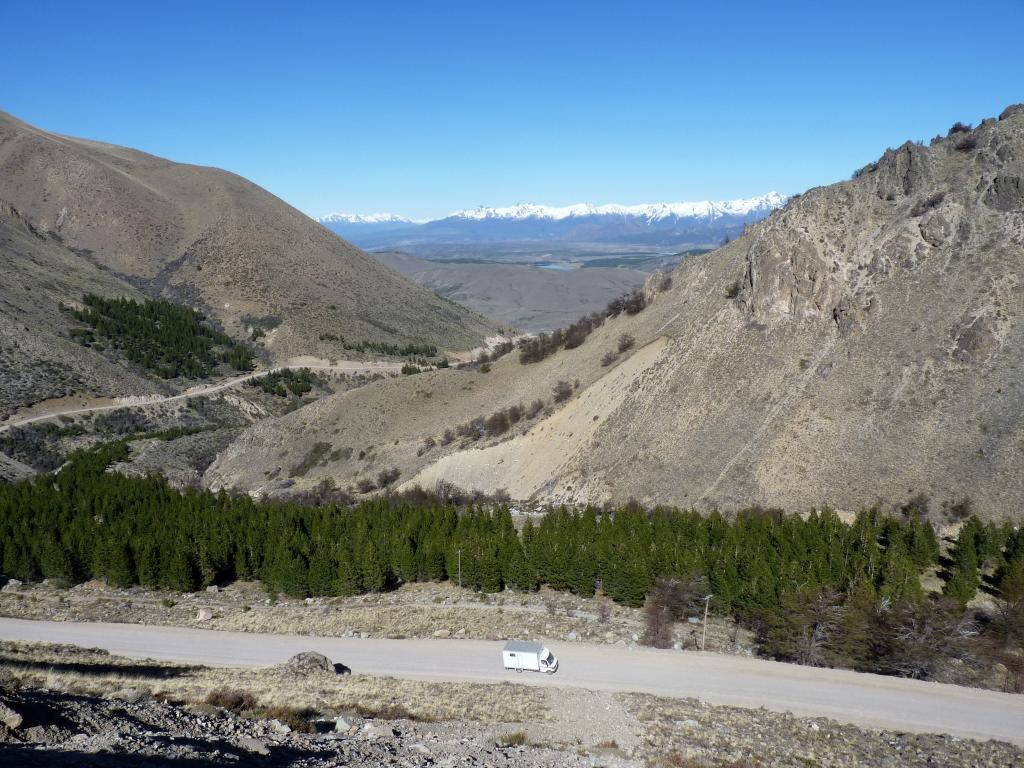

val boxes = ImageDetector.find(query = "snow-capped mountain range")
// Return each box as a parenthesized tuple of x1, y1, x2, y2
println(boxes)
(318, 192, 786, 251)
(319, 212, 419, 225)
(441, 193, 786, 223)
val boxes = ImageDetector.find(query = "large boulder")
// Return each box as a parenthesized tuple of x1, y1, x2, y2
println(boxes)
(0, 701, 23, 730)
(277, 651, 335, 676)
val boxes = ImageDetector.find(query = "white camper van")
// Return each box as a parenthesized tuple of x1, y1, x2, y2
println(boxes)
(502, 640, 558, 674)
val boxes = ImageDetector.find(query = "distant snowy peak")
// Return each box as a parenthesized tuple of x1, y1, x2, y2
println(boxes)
(445, 193, 786, 222)
(318, 194, 786, 227)
(319, 212, 417, 224)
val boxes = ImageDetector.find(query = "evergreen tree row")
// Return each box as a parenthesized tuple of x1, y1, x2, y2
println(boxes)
(7, 443, 1021, 619)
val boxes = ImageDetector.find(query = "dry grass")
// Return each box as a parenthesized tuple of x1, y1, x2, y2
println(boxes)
(497, 730, 528, 746)
(0, 640, 545, 724)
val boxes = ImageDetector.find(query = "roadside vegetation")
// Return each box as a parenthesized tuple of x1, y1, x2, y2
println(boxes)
(317, 333, 437, 359)
(0, 443, 1021, 690)
(63, 294, 254, 378)
(246, 367, 321, 397)
(518, 288, 648, 365)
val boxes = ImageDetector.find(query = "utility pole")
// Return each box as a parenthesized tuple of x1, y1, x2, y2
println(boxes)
(701, 594, 713, 652)
(458, 549, 462, 590)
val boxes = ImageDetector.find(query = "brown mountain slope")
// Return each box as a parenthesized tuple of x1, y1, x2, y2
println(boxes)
(0, 200, 164, 417)
(0, 111, 498, 361)
(208, 106, 1024, 518)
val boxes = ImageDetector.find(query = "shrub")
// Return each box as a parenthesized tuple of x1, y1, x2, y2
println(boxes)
(601, 351, 617, 367)
(852, 162, 879, 179)
(657, 273, 673, 291)
(954, 135, 978, 152)
(206, 687, 258, 712)
(526, 399, 545, 419)
(418, 436, 436, 456)
(623, 289, 647, 315)
(440, 428, 455, 446)
(552, 380, 573, 403)
(356, 478, 376, 494)
(617, 334, 635, 353)
(725, 279, 742, 299)
(507, 404, 524, 424)
(477, 341, 514, 364)
(642, 575, 708, 649)
(498, 730, 528, 746)
(485, 410, 511, 436)
(377, 467, 401, 487)
(401, 363, 422, 375)
(910, 192, 945, 217)
(289, 442, 332, 478)
(948, 121, 973, 135)
(261, 705, 317, 733)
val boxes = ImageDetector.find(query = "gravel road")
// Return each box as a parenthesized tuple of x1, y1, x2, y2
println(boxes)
(1, 617, 1021, 745)
(0, 361, 402, 431)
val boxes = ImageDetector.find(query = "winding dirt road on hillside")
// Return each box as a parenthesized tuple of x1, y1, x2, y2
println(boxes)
(1, 618, 1022, 745)
(0, 361, 402, 432)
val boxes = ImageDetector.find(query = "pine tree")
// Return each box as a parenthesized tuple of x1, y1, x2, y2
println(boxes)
(267, 546, 309, 598)
(878, 543, 924, 602)
(336, 550, 362, 596)
(361, 540, 388, 593)
(307, 546, 338, 595)
(102, 538, 136, 588)
(136, 540, 161, 589)
(39, 539, 78, 584)
(165, 546, 199, 592)
(944, 522, 981, 607)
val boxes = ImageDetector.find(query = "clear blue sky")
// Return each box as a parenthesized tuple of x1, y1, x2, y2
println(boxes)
(2, 1, 1021, 220)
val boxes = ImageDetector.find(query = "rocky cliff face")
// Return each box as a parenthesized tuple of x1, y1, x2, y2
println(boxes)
(739, 106, 1023, 341)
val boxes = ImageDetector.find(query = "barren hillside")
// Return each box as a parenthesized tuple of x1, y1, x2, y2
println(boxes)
(0, 111, 498, 366)
(209, 105, 1024, 519)
(0, 200, 163, 416)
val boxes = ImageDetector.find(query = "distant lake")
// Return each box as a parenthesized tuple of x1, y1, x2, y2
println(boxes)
(536, 262, 575, 271)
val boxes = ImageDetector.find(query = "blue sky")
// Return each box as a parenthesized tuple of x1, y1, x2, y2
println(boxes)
(2, 1, 1021, 220)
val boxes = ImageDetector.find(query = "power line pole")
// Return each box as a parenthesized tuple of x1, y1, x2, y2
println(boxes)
(701, 594, 713, 652)
(458, 549, 462, 590)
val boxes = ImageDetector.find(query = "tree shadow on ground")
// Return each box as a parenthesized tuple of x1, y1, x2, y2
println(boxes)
(0, 743, 330, 767)
(0, 656, 202, 680)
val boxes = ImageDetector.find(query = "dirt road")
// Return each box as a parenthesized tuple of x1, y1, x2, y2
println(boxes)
(0, 361, 402, 432)
(1, 618, 1021, 745)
